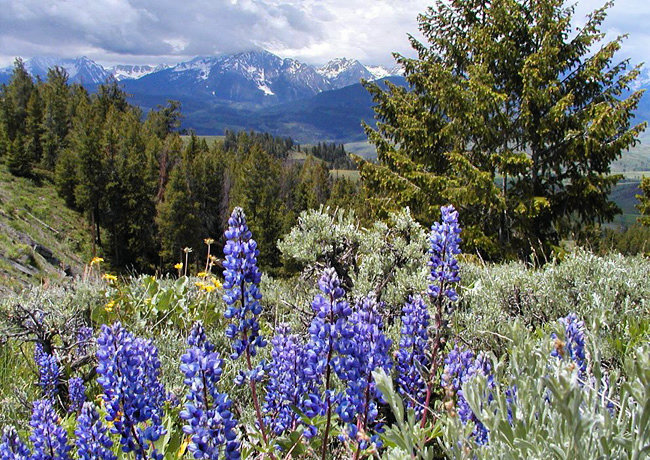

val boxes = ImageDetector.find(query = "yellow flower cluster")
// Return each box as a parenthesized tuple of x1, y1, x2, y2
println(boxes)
(174, 262, 183, 270)
(105, 300, 116, 312)
(195, 276, 223, 293)
(90, 257, 104, 265)
(102, 273, 118, 282)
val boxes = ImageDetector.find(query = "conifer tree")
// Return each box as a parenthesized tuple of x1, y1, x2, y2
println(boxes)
(637, 177, 650, 227)
(359, 0, 645, 258)
(41, 67, 71, 170)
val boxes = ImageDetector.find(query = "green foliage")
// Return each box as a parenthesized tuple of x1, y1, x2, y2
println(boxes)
(359, 0, 646, 259)
(637, 176, 650, 226)
(374, 369, 442, 459)
(455, 250, 650, 366)
(440, 322, 650, 459)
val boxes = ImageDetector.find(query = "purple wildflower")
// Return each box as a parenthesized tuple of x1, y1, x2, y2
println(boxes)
(74, 403, 116, 460)
(336, 295, 392, 449)
(68, 377, 86, 413)
(34, 343, 60, 402)
(96, 322, 166, 460)
(29, 399, 72, 460)
(0, 426, 30, 460)
(428, 205, 461, 303)
(222, 207, 266, 371)
(442, 345, 493, 446)
(263, 324, 316, 436)
(179, 322, 240, 460)
(551, 313, 587, 374)
(396, 295, 430, 416)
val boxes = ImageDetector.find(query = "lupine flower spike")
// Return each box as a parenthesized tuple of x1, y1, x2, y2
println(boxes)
(552, 313, 587, 375)
(222, 207, 271, 452)
(264, 324, 318, 437)
(68, 377, 86, 413)
(304, 267, 352, 460)
(0, 426, 30, 460)
(441, 345, 494, 445)
(75, 402, 116, 460)
(96, 322, 166, 460)
(29, 399, 72, 460)
(397, 294, 430, 416)
(180, 322, 240, 460)
(34, 343, 60, 402)
(422, 204, 462, 426)
(336, 295, 392, 457)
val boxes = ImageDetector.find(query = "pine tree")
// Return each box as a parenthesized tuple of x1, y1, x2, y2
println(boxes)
(637, 177, 650, 227)
(41, 67, 71, 170)
(24, 89, 44, 170)
(359, 0, 645, 259)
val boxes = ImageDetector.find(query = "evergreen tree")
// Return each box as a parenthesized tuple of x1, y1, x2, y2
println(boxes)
(41, 67, 71, 170)
(359, 0, 645, 258)
(637, 177, 650, 227)
(230, 145, 284, 267)
(24, 89, 44, 171)
(4, 58, 34, 141)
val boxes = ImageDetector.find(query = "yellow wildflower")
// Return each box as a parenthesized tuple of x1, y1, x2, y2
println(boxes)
(174, 262, 183, 270)
(102, 273, 117, 282)
(202, 284, 216, 293)
(211, 277, 223, 289)
(105, 300, 116, 312)
(204, 238, 215, 245)
(178, 437, 191, 457)
(90, 256, 104, 265)
(195, 281, 206, 289)
(197, 271, 208, 278)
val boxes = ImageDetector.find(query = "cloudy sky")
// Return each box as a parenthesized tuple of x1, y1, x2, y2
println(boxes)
(0, 0, 647, 68)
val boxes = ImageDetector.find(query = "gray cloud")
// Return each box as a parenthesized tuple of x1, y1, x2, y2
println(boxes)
(0, 0, 646, 68)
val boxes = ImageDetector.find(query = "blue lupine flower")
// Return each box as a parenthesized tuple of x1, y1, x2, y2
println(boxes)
(551, 313, 587, 374)
(68, 377, 86, 413)
(0, 426, 30, 460)
(29, 399, 72, 460)
(442, 345, 493, 446)
(396, 295, 430, 415)
(34, 343, 60, 401)
(428, 205, 462, 302)
(76, 326, 93, 357)
(222, 207, 266, 370)
(96, 322, 166, 460)
(264, 324, 316, 436)
(336, 295, 392, 448)
(302, 268, 353, 432)
(75, 402, 116, 460)
(180, 322, 240, 460)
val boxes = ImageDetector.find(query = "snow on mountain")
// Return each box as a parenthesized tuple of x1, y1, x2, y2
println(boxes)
(26, 56, 111, 84)
(110, 64, 168, 81)
(0, 51, 404, 104)
(317, 58, 403, 88)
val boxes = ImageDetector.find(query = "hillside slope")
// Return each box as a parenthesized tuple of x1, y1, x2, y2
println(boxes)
(0, 167, 91, 293)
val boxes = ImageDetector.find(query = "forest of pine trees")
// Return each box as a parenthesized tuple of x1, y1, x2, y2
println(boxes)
(0, 58, 362, 272)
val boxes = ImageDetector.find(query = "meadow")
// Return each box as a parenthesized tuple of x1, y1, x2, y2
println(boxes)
(0, 205, 647, 459)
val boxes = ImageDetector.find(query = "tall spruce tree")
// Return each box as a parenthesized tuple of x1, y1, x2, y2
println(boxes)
(359, 0, 645, 259)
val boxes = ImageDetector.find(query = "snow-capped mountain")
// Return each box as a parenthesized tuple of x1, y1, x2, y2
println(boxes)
(122, 50, 333, 105)
(317, 58, 374, 88)
(110, 64, 169, 81)
(1, 50, 402, 103)
(317, 58, 403, 88)
(0, 56, 111, 85)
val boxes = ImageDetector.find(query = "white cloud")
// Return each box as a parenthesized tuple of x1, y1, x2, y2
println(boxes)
(0, 0, 645, 68)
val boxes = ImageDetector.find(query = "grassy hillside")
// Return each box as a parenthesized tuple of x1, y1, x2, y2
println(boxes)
(0, 166, 91, 293)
